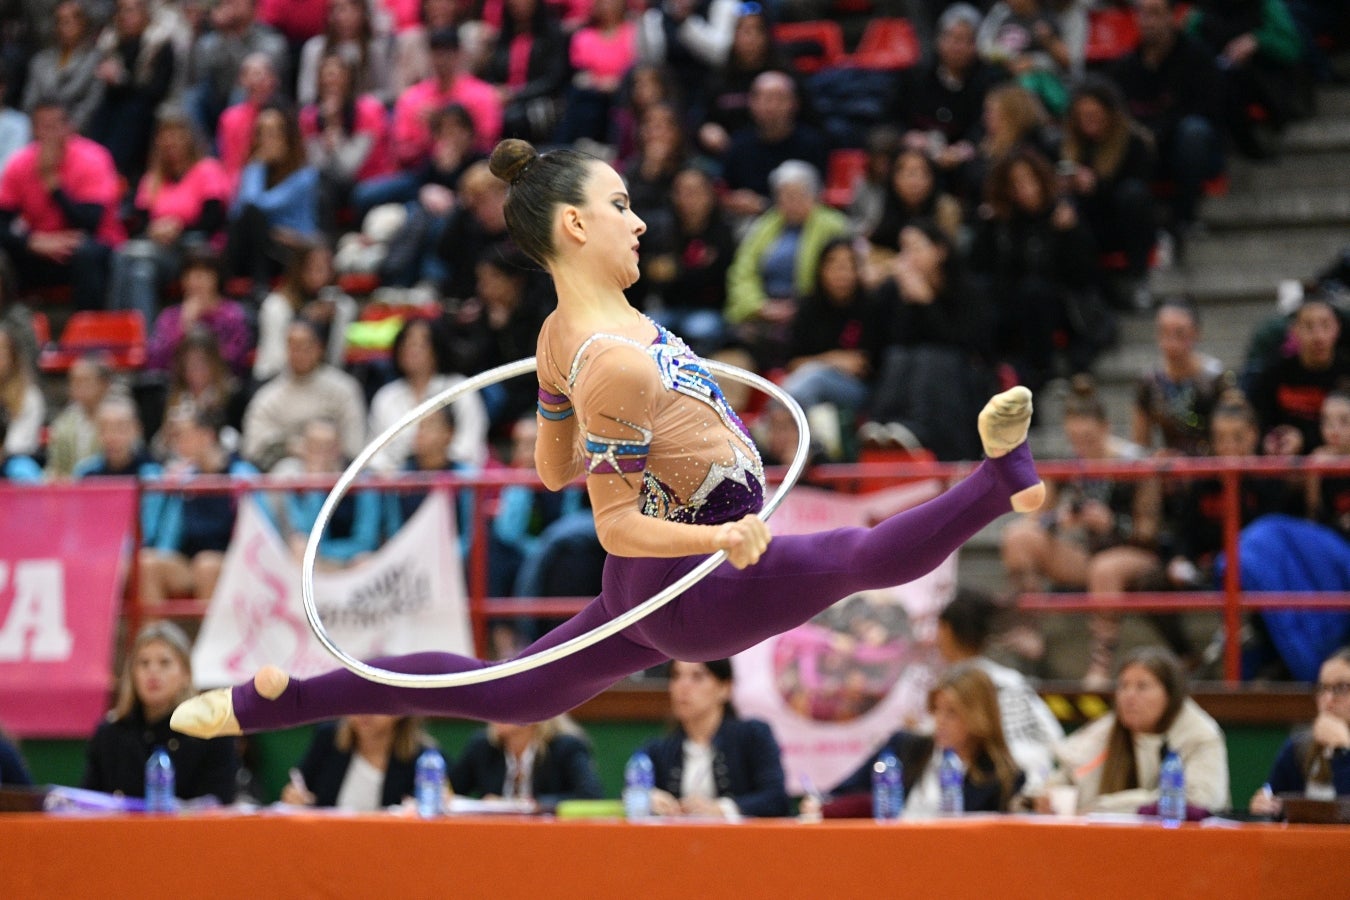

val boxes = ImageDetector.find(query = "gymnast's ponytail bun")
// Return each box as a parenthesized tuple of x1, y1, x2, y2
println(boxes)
(489, 138, 539, 186)
(491, 139, 594, 267)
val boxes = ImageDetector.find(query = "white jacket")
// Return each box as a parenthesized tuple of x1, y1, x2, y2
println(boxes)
(1053, 698, 1230, 813)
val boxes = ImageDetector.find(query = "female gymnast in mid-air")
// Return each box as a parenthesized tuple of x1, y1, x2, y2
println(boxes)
(172, 139, 1045, 739)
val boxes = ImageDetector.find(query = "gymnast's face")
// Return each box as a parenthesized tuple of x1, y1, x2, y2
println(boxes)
(570, 161, 646, 291)
(668, 661, 731, 726)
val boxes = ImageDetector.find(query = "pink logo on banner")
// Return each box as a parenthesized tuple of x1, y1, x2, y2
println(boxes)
(0, 482, 136, 738)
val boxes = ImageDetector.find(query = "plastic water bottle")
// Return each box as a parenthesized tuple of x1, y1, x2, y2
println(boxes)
(414, 748, 446, 818)
(938, 749, 964, 816)
(144, 747, 176, 813)
(1158, 750, 1186, 826)
(871, 749, 904, 821)
(622, 751, 655, 821)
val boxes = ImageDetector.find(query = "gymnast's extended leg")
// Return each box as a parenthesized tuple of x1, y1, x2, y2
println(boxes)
(631, 442, 1038, 661)
(629, 387, 1044, 659)
(172, 584, 667, 735)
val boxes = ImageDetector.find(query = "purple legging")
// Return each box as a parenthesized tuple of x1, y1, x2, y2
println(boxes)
(233, 445, 1037, 730)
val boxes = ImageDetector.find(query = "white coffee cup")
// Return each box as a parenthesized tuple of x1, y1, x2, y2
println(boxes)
(1047, 784, 1078, 818)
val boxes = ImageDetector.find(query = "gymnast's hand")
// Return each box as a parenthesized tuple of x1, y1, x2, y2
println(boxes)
(715, 515, 771, 569)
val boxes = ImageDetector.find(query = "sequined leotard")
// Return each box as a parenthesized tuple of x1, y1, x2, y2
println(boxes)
(534, 316, 765, 540)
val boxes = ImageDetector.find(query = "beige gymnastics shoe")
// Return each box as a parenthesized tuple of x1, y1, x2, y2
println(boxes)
(170, 689, 241, 738)
(170, 666, 290, 738)
(978, 386, 1045, 513)
(978, 386, 1034, 458)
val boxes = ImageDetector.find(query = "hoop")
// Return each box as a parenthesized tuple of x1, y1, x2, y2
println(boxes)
(300, 356, 811, 688)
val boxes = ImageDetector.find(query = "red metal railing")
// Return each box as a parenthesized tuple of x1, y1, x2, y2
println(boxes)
(112, 456, 1350, 683)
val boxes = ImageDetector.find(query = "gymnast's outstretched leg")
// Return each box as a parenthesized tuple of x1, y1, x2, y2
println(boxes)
(629, 388, 1042, 660)
(172, 582, 668, 735)
(630, 442, 1038, 661)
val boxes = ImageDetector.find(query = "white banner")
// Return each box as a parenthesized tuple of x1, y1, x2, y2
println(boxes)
(733, 480, 956, 797)
(194, 489, 472, 687)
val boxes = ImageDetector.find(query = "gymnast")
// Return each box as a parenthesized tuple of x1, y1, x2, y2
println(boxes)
(171, 139, 1046, 739)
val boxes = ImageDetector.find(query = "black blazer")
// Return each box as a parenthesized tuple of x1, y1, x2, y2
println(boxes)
(828, 730, 1024, 815)
(449, 730, 603, 811)
(641, 716, 791, 818)
(296, 721, 430, 809)
(82, 707, 237, 803)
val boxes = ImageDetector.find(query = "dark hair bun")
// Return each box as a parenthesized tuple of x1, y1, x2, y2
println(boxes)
(489, 139, 539, 186)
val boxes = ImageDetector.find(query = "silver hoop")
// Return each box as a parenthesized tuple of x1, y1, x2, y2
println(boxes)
(301, 356, 812, 688)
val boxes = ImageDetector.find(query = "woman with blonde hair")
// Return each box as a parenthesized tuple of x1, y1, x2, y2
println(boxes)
(980, 83, 1050, 164)
(82, 621, 238, 803)
(818, 663, 1025, 817)
(0, 322, 43, 457)
(449, 714, 602, 812)
(281, 715, 440, 811)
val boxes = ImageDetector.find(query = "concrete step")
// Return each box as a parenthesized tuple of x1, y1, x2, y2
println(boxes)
(1311, 87, 1350, 119)
(1228, 155, 1350, 193)
(1158, 227, 1347, 279)
(1203, 188, 1350, 230)
(1151, 265, 1290, 305)
(1282, 116, 1350, 155)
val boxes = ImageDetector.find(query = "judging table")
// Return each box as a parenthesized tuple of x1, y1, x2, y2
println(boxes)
(2, 813, 1348, 899)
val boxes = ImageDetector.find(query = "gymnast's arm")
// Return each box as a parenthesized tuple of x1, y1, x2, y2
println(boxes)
(534, 390, 586, 490)
(573, 344, 767, 563)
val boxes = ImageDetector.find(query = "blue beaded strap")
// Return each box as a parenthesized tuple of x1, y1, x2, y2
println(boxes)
(537, 401, 575, 420)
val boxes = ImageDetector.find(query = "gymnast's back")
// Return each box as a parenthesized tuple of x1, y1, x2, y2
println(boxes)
(534, 312, 765, 549)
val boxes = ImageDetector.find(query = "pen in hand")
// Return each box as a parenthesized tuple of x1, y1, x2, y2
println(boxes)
(799, 774, 826, 820)
(284, 767, 314, 806)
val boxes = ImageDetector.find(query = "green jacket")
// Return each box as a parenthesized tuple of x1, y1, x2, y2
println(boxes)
(1185, 0, 1302, 66)
(724, 204, 852, 325)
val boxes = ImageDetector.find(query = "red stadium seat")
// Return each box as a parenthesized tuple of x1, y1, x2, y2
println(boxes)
(30, 311, 51, 347)
(39, 310, 147, 373)
(337, 272, 381, 296)
(847, 18, 921, 71)
(822, 149, 868, 209)
(1085, 8, 1140, 64)
(774, 21, 846, 74)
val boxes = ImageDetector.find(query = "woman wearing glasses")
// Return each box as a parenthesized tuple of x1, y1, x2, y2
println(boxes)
(1250, 647, 1350, 816)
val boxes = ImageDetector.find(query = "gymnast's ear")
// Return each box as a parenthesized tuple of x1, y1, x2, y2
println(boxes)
(558, 202, 586, 248)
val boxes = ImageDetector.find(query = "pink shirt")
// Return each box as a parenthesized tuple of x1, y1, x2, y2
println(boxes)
(299, 95, 394, 181)
(217, 101, 260, 191)
(135, 158, 231, 227)
(0, 136, 126, 246)
(570, 22, 637, 83)
(378, 0, 422, 33)
(391, 75, 502, 167)
(258, 0, 327, 42)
